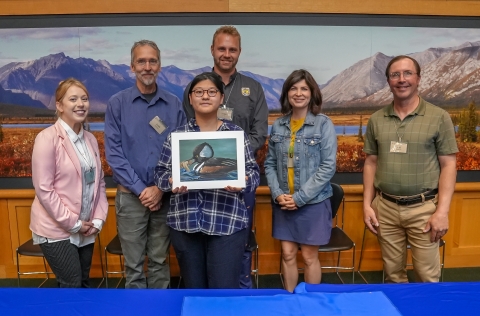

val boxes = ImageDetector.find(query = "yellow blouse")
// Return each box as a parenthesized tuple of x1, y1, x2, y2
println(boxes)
(288, 117, 305, 194)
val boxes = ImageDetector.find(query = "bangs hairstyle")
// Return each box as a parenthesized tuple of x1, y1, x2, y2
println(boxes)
(279, 69, 322, 115)
(130, 40, 161, 65)
(212, 25, 241, 48)
(188, 72, 225, 96)
(55, 78, 89, 102)
(385, 55, 421, 78)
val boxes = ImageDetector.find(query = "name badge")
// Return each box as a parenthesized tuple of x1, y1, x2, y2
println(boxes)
(149, 116, 168, 134)
(287, 156, 294, 168)
(85, 168, 95, 184)
(217, 107, 233, 121)
(390, 141, 408, 153)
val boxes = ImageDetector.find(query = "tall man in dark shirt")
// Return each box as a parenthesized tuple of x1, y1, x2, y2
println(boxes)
(182, 26, 268, 288)
(105, 40, 186, 288)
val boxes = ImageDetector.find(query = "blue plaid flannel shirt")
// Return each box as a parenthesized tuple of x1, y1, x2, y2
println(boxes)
(154, 119, 260, 236)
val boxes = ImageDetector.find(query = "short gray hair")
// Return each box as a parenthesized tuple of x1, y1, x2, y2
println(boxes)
(130, 40, 161, 65)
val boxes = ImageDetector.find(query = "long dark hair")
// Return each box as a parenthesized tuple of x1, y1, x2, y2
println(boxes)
(279, 69, 322, 115)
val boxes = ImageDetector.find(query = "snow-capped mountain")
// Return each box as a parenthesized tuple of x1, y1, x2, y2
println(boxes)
(2, 40, 480, 112)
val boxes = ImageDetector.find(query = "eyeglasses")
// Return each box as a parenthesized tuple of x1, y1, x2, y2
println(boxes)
(134, 59, 159, 67)
(388, 71, 417, 80)
(191, 88, 219, 97)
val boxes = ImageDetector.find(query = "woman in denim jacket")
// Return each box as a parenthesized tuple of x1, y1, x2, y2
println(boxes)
(265, 69, 337, 292)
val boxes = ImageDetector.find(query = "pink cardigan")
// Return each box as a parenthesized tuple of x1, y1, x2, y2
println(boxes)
(30, 120, 108, 239)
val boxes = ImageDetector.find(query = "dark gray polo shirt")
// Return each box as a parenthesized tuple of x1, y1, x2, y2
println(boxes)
(182, 70, 268, 153)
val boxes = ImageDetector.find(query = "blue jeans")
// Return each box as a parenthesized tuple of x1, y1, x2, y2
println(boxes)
(240, 190, 256, 289)
(170, 228, 248, 289)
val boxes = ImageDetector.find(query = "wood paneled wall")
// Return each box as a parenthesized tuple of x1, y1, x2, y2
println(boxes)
(1, 0, 480, 16)
(2, 183, 480, 278)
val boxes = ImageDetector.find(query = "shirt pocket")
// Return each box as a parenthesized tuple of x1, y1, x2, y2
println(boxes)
(304, 137, 322, 174)
(270, 134, 285, 158)
(304, 137, 322, 158)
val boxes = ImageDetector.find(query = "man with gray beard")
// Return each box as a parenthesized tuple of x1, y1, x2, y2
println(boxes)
(105, 40, 186, 288)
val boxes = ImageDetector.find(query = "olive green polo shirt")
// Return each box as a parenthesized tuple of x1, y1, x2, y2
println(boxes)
(363, 97, 458, 196)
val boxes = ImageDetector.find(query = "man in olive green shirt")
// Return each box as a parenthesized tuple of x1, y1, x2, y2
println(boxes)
(363, 55, 458, 283)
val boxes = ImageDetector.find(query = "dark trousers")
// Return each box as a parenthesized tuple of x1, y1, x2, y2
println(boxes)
(40, 240, 94, 288)
(170, 228, 248, 289)
(240, 190, 256, 289)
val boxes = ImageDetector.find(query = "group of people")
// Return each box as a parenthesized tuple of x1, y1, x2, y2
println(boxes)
(29, 25, 457, 291)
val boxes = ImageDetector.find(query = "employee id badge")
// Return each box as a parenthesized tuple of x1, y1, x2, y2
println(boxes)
(287, 156, 294, 168)
(390, 141, 408, 153)
(149, 116, 168, 134)
(217, 106, 233, 121)
(85, 168, 95, 184)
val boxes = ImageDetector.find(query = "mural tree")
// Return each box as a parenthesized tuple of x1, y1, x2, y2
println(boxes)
(357, 115, 364, 142)
(458, 101, 479, 143)
(0, 117, 4, 143)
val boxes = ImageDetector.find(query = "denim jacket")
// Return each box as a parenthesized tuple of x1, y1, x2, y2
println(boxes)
(264, 112, 337, 207)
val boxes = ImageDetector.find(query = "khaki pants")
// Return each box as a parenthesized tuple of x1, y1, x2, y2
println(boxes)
(372, 194, 441, 283)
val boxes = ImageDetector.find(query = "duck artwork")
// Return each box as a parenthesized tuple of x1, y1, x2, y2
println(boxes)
(180, 142, 238, 181)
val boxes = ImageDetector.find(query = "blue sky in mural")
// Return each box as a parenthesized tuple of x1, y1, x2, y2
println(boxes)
(1, 25, 480, 84)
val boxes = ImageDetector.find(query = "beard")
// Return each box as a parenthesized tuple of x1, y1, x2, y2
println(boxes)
(136, 70, 158, 86)
(214, 57, 238, 73)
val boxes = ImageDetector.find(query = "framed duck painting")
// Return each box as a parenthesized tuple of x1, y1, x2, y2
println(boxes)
(171, 131, 246, 190)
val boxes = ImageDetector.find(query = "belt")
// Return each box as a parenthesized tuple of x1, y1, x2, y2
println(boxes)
(117, 184, 132, 194)
(379, 189, 438, 206)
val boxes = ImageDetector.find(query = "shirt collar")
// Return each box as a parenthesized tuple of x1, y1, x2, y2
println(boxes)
(58, 118, 84, 143)
(279, 111, 316, 126)
(384, 96, 426, 118)
(211, 67, 238, 85)
(131, 83, 167, 104)
(187, 118, 232, 131)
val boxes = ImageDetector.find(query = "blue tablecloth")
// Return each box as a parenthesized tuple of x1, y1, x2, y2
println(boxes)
(296, 282, 480, 316)
(0, 288, 287, 315)
(1, 282, 479, 315)
(182, 291, 401, 316)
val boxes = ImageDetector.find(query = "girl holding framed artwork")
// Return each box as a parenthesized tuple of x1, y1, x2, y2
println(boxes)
(154, 72, 259, 289)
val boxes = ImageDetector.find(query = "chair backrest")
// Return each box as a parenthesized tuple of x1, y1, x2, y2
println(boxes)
(329, 183, 344, 219)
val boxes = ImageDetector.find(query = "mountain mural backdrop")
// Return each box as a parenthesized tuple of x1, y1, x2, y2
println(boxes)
(1, 40, 480, 113)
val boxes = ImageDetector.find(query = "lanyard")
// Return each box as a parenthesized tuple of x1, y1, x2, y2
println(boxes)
(393, 115, 416, 142)
(222, 75, 237, 109)
(74, 138, 93, 170)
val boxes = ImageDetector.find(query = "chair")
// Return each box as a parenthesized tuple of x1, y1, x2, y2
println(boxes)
(357, 225, 446, 283)
(246, 229, 259, 288)
(279, 183, 356, 285)
(16, 239, 53, 287)
(104, 234, 125, 288)
(318, 183, 356, 283)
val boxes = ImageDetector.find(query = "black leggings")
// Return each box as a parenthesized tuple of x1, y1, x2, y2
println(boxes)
(40, 240, 94, 288)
